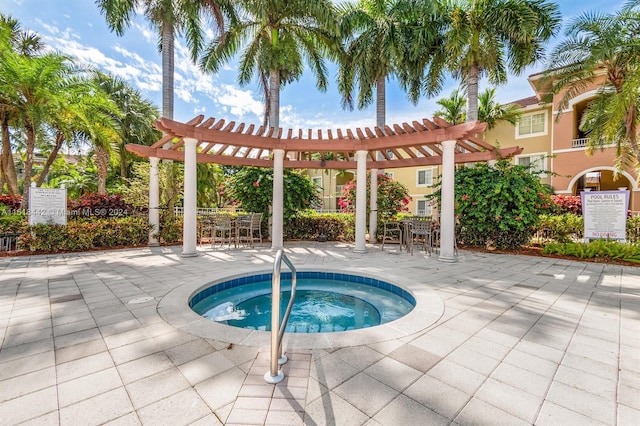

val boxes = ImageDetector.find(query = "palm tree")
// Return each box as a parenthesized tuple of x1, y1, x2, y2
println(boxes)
(96, 0, 234, 119)
(34, 83, 113, 190)
(477, 87, 521, 130)
(424, 0, 560, 122)
(200, 0, 339, 131)
(434, 87, 522, 129)
(546, 2, 640, 171)
(92, 72, 160, 179)
(0, 15, 44, 195)
(434, 89, 466, 124)
(0, 50, 80, 208)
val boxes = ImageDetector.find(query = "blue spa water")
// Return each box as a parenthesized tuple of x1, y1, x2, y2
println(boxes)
(190, 273, 415, 333)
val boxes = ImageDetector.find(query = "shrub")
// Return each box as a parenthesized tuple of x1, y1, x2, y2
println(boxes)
(226, 167, 321, 220)
(67, 193, 134, 219)
(551, 195, 582, 215)
(158, 215, 183, 244)
(0, 213, 27, 234)
(284, 211, 354, 241)
(0, 194, 22, 212)
(18, 217, 151, 252)
(543, 239, 640, 263)
(536, 214, 584, 243)
(430, 159, 554, 250)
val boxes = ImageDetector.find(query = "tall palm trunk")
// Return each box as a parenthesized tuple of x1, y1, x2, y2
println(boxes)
(376, 76, 386, 129)
(1, 113, 19, 195)
(466, 63, 480, 122)
(119, 146, 129, 179)
(20, 121, 36, 210)
(269, 69, 280, 132)
(161, 22, 174, 120)
(95, 145, 110, 195)
(36, 131, 65, 187)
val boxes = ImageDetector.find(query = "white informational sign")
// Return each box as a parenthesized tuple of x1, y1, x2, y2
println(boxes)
(29, 187, 67, 226)
(581, 190, 629, 241)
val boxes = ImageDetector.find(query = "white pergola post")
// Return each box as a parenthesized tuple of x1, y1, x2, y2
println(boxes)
(181, 137, 198, 257)
(148, 156, 160, 247)
(439, 140, 457, 262)
(369, 169, 378, 244)
(354, 150, 368, 253)
(271, 149, 285, 251)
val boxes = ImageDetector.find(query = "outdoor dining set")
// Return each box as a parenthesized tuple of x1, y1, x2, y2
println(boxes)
(198, 212, 263, 249)
(380, 216, 442, 255)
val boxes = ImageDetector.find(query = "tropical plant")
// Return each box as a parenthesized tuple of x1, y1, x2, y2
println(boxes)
(0, 14, 44, 195)
(338, 0, 438, 128)
(200, 0, 338, 131)
(0, 49, 85, 207)
(225, 167, 321, 221)
(435, 87, 522, 128)
(119, 161, 184, 213)
(434, 89, 466, 124)
(196, 162, 226, 208)
(478, 87, 522, 129)
(96, 0, 233, 120)
(339, 172, 411, 223)
(546, 2, 640, 173)
(419, 0, 561, 122)
(429, 159, 555, 250)
(92, 72, 160, 179)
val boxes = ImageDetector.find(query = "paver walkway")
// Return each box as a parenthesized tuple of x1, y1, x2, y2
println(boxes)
(0, 242, 638, 425)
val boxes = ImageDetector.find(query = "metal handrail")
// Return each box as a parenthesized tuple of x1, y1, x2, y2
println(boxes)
(264, 249, 297, 384)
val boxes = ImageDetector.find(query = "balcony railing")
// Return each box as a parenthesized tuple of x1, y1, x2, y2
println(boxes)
(572, 138, 589, 148)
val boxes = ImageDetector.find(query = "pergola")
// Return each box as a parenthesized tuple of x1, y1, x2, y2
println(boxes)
(126, 115, 522, 261)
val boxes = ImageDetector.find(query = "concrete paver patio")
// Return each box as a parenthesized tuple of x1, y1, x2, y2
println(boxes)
(0, 242, 638, 425)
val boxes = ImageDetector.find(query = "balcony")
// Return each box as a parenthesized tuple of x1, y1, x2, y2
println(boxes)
(571, 137, 589, 148)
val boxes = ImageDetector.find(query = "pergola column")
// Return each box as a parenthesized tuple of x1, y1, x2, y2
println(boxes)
(271, 149, 285, 251)
(439, 140, 457, 262)
(369, 169, 378, 243)
(354, 150, 368, 253)
(148, 156, 160, 247)
(181, 137, 198, 257)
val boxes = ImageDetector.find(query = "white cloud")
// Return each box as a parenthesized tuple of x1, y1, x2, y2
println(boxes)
(217, 85, 264, 118)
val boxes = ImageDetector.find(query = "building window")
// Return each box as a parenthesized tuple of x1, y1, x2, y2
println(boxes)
(516, 111, 546, 138)
(416, 199, 431, 217)
(516, 153, 547, 176)
(312, 176, 322, 190)
(416, 168, 433, 187)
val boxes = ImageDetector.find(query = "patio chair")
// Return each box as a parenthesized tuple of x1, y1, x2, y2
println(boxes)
(249, 213, 263, 246)
(235, 214, 253, 247)
(198, 219, 214, 244)
(408, 217, 432, 255)
(211, 214, 234, 249)
(381, 221, 403, 251)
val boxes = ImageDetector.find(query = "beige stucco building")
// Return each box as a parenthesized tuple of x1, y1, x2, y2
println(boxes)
(486, 70, 639, 212)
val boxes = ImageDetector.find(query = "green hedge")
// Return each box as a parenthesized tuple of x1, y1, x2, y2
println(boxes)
(543, 239, 640, 263)
(284, 212, 354, 241)
(536, 214, 640, 244)
(17, 217, 151, 252)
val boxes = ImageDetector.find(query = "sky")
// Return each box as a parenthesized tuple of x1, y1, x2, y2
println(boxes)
(2, 0, 628, 132)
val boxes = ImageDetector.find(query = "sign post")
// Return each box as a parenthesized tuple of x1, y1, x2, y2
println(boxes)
(28, 187, 67, 226)
(581, 190, 629, 242)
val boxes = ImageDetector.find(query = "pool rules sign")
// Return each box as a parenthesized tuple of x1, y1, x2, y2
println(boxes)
(29, 187, 67, 226)
(581, 190, 630, 242)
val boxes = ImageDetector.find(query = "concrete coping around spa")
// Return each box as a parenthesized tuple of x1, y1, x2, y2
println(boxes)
(157, 265, 444, 350)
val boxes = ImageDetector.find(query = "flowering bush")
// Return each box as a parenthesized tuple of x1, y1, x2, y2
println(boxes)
(339, 172, 411, 221)
(67, 193, 134, 218)
(0, 194, 22, 212)
(225, 167, 321, 221)
(429, 159, 554, 250)
(551, 195, 581, 215)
